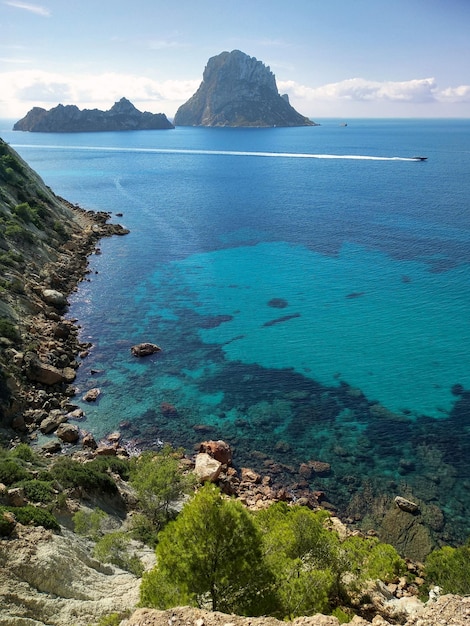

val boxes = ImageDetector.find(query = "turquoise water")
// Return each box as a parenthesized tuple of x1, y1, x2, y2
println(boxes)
(3, 118, 470, 540)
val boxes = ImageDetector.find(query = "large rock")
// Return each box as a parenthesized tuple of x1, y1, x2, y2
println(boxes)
(14, 97, 174, 132)
(131, 342, 161, 357)
(42, 289, 67, 308)
(199, 440, 232, 465)
(56, 423, 80, 443)
(194, 452, 222, 483)
(24, 353, 67, 385)
(174, 50, 316, 128)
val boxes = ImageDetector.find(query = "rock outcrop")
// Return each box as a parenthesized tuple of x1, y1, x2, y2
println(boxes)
(0, 526, 140, 626)
(174, 50, 315, 127)
(13, 97, 174, 132)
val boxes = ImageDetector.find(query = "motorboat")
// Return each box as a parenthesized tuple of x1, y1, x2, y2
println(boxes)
(412, 156, 427, 161)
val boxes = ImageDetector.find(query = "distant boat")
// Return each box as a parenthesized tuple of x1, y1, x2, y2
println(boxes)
(340, 122, 348, 127)
(412, 156, 427, 161)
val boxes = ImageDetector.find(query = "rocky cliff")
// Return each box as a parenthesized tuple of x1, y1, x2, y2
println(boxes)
(13, 97, 174, 132)
(0, 137, 128, 427)
(174, 50, 315, 127)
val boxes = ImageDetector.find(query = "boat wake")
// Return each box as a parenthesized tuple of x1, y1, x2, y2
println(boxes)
(12, 144, 420, 162)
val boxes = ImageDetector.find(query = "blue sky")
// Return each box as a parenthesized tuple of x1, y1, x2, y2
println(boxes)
(1, 0, 469, 119)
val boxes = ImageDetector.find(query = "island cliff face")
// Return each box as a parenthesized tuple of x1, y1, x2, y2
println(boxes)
(174, 50, 315, 127)
(13, 97, 174, 132)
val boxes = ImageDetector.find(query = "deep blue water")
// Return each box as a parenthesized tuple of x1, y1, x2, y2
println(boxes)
(3, 118, 470, 540)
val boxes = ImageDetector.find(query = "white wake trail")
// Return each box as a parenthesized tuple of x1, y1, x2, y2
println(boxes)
(12, 144, 418, 161)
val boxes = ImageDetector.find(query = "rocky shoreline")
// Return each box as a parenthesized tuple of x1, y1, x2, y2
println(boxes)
(1, 199, 129, 440)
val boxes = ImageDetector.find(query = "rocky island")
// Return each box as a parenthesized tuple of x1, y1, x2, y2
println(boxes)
(174, 50, 316, 127)
(13, 97, 174, 132)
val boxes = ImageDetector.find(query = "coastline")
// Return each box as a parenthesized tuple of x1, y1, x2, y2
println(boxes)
(0, 198, 129, 440)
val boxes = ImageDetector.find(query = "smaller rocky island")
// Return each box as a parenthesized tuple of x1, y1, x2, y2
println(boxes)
(174, 49, 316, 128)
(13, 97, 174, 132)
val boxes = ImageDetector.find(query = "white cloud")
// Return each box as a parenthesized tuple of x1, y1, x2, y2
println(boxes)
(278, 77, 470, 116)
(439, 85, 470, 103)
(279, 77, 441, 103)
(4, 1, 50, 16)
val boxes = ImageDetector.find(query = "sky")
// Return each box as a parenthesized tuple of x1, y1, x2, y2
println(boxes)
(1, 0, 470, 120)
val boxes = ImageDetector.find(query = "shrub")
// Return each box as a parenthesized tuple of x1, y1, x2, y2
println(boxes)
(0, 458, 29, 485)
(1, 504, 59, 530)
(94, 531, 144, 577)
(424, 542, 470, 595)
(90, 456, 131, 481)
(17, 479, 55, 504)
(129, 445, 195, 526)
(50, 457, 118, 494)
(73, 508, 107, 541)
(256, 503, 340, 618)
(95, 612, 130, 626)
(129, 512, 159, 548)
(339, 535, 406, 588)
(10, 443, 35, 462)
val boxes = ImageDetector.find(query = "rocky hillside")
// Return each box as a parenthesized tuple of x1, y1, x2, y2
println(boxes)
(13, 97, 174, 132)
(0, 137, 128, 428)
(174, 50, 315, 127)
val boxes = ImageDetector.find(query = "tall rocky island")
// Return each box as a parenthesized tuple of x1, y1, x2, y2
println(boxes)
(13, 97, 174, 132)
(174, 50, 315, 127)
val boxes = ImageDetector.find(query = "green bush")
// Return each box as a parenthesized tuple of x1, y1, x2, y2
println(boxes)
(4, 222, 35, 243)
(256, 503, 340, 618)
(129, 512, 159, 548)
(0, 251, 24, 267)
(339, 535, 406, 588)
(50, 457, 118, 494)
(17, 479, 55, 504)
(424, 542, 470, 595)
(10, 443, 35, 462)
(73, 508, 107, 541)
(129, 445, 195, 526)
(0, 458, 29, 485)
(94, 611, 130, 626)
(0, 504, 59, 530)
(90, 456, 131, 481)
(94, 531, 144, 577)
(12, 202, 40, 227)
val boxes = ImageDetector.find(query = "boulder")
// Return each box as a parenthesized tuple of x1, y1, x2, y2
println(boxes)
(56, 423, 80, 443)
(8, 487, 27, 506)
(395, 496, 420, 514)
(42, 289, 67, 307)
(83, 387, 101, 402)
(199, 440, 232, 465)
(39, 410, 68, 434)
(131, 342, 161, 357)
(241, 467, 262, 483)
(82, 432, 98, 450)
(24, 353, 67, 385)
(194, 453, 222, 483)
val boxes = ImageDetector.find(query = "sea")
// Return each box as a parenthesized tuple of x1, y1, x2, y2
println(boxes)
(2, 118, 470, 542)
